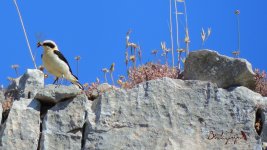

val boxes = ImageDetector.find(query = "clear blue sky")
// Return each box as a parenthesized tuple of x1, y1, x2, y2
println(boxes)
(0, 1, 266, 87)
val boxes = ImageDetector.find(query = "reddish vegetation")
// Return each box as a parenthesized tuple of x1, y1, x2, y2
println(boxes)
(255, 69, 267, 96)
(123, 63, 180, 89)
(84, 81, 100, 100)
(84, 63, 180, 100)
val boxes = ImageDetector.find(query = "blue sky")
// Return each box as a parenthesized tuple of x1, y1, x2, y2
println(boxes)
(0, 0, 266, 87)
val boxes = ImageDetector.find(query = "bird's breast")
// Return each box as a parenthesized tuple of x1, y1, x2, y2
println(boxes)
(42, 51, 70, 77)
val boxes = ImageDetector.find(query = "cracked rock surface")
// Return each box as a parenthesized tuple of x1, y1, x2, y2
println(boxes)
(83, 78, 266, 150)
(0, 98, 41, 150)
(39, 92, 92, 150)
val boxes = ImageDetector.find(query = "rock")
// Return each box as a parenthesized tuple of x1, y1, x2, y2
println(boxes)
(35, 84, 82, 104)
(83, 77, 264, 150)
(0, 102, 2, 124)
(0, 90, 4, 104)
(6, 69, 44, 99)
(40, 131, 82, 150)
(184, 50, 256, 89)
(40, 94, 91, 149)
(0, 98, 41, 150)
(89, 83, 113, 100)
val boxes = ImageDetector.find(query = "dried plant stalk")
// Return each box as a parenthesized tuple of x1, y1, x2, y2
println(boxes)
(169, 0, 175, 68)
(13, 0, 37, 69)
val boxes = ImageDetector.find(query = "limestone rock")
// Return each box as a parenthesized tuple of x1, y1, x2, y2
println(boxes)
(0, 90, 4, 103)
(0, 98, 41, 150)
(6, 69, 44, 99)
(40, 94, 91, 150)
(83, 77, 264, 150)
(35, 84, 82, 104)
(184, 50, 256, 89)
(40, 131, 82, 150)
(0, 102, 2, 125)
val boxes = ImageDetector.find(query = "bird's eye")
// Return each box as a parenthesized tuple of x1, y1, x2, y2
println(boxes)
(43, 42, 55, 49)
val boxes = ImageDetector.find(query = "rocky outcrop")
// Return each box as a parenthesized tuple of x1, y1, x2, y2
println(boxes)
(3, 76, 265, 149)
(6, 69, 44, 99)
(83, 77, 265, 150)
(184, 50, 256, 90)
(0, 51, 265, 150)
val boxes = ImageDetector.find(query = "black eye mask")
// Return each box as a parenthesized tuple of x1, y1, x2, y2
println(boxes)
(43, 42, 55, 49)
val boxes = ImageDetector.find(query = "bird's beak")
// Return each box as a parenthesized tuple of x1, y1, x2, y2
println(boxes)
(37, 42, 43, 48)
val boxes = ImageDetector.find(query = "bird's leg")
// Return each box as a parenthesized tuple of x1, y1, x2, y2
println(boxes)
(53, 77, 59, 84)
(60, 74, 64, 85)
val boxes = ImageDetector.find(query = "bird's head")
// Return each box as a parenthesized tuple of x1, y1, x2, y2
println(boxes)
(37, 40, 58, 51)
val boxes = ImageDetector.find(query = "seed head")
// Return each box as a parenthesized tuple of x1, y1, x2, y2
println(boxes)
(235, 10, 240, 15)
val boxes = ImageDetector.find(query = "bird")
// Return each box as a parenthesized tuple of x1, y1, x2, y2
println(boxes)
(37, 40, 83, 90)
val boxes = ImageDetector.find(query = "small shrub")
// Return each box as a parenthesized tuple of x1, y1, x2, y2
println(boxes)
(255, 69, 267, 96)
(84, 81, 100, 100)
(123, 62, 180, 89)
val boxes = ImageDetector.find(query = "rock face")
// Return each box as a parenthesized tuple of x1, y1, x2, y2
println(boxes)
(6, 69, 44, 99)
(40, 94, 91, 150)
(0, 52, 266, 150)
(0, 98, 41, 150)
(35, 84, 82, 104)
(83, 77, 265, 150)
(184, 50, 256, 90)
(0, 90, 4, 103)
(0, 102, 2, 125)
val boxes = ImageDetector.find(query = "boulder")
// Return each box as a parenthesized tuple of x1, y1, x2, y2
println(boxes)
(83, 77, 265, 150)
(0, 98, 41, 150)
(6, 69, 44, 99)
(35, 84, 82, 104)
(40, 94, 92, 150)
(184, 50, 256, 89)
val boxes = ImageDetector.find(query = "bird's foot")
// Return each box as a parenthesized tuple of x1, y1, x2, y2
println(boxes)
(55, 84, 61, 88)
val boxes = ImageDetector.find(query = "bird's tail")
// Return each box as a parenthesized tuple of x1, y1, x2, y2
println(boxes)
(73, 80, 84, 90)
(67, 74, 84, 90)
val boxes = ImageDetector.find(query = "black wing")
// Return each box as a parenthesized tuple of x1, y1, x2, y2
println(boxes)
(53, 50, 78, 79)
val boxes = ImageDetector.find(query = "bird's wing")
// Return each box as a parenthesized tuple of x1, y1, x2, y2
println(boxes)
(41, 54, 43, 59)
(53, 50, 78, 80)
